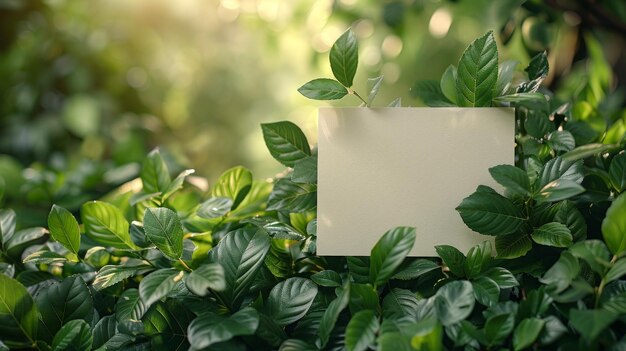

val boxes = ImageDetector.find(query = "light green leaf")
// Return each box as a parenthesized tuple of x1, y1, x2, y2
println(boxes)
(211, 166, 253, 209)
(531, 222, 573, 248)
(51, 320, 92, 351)
(367, 76, 384, 106)
(186, 263, 226, 296)
(266, 277, 318, 326)
(495, 232, 532, 259)
(392, 259, 440, 280)
(489, 164, 531, 197)
(162, 169, 195, 202)
(298, 78, 348, 100)
(370, 227, 416, 288)
(143, 207, 184, 260)
(141, 148, 171, 194)
(318, 284, 350, 348)
(481, 267, 519, 288)
(456, 190, 525, 236)
(187, 307, 259, 350)
(139, 269, 184, 308)
(513, 318, 545, 351)
(605, 258, 626, 284)
(496, 60, 519, 96)
(569, 309, 617, 342)
(456, 31, 498, 107)
(465, 241, 492, 278)
(609, 152, 626, 192)
(48, 205, 80, 256)
(533, 179, 585, 203)
(267, 179, 316, 213)
(388, 97, 402, 107)
(440, 65, 457, 104)
(562, 143, 616, 161)
(311, 270, 342, 287)
(602, 192, 626, 255)
(345, 310, 379, 351)
(23, 251, 68, 265)
(0, 177, 4, 203)
(0, 274, 38, 345)
(547, 130, 575, 152)
(82, 201, 136, 249)
(434, 281, 475, 326)
(197, 197, 233, 219)
(471, 276, 499, 307)
(330, 29, 358, 88)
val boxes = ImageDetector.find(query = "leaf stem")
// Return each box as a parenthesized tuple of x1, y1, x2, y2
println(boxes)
(595, 254, 619, 308)
(178, 258, 192, 272)
(351, 90, 368, 106)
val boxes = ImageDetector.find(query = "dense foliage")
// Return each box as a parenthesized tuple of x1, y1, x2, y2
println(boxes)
(1, 23, 626, 351)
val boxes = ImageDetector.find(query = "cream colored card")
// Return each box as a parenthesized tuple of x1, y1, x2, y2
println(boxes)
(316, 107, 515, 256)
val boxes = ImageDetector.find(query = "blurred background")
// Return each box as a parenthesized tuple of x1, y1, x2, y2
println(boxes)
(1, 0, 625, 224)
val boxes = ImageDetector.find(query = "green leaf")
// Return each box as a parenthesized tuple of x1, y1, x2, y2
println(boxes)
(187, 307, 259, 350)
(139, 269, 184, 308)
(349, 284, 379, 313)
(434, 281, 475, 326)
(495, 232, 532, 259)
(367, 76, 384, 106)
(143, 207, 184, 260)
(298, 78, 348, 100)
(0, 274, 38, 345)
(345, 310, 379, 351)
(533, 179, 585, 203)
(540, 251, 579, 293)
(36, 275, 94, 340)
(51, 320, 92, 351)
(605, 258, 626, 284)
(537, 158, 583, 189)
(48, 205, 80, 256)
(493, 92, 547, 105)
(513, 318, 545, 351)
(292, 156, 317, 184)
(388, 97, 402, 107)
(531, 222, 573, 248)
(208, 227, 270, 309)
(211, 166, 253, 209)
(435, 245, 466, 277)
(279, 339, 318, 351)
(538, 315, 567, 345)
(569, 240, 610, 275)
(489, 165, 531, 197)
(22, 251, 68, 265)
(143, 299, 194, 351)
(465, 241, 492, 278)
(485, 313, 515, 345)
(266, 277, 318, 326)
(526, 51, 549, 80)
(602, 192, 626, 255)
(81, 201, 136, 249)
(392, 259, 440, 280)
(0, 209, 16, 250)
(481, 267, 519, 288)
(471, 276, 499, 307)
(496, 60, 519, 96)
(547, 130, 575, 152)
(197, 197, 233, 219)
(4, 227, 47, 260)
(262, 122, 311, 169)
(456, 31, 498, 107)
(93, 263, 153, 290)
(554, 201, 587, 241)
(440, 65, 457, 104)
(0, 177, 4, 203)
(186, 263, 226, 296)
(162, 169, 195, 202)
(562, 143, 616, 161)
(569, 309, 617, 342)
(91, 316, 119, 350)
(318, 284, 350, 348)
(370, 227, 416, 287)
(330, 29, 358, 88)
(456, 190, 525, 236)
(115, 289, 147, 323)
(411, 80, 452, 106)
(382, 288, 419, 320)
(378, 332, 412, 351)
(141, 148, 171, 194)
(311, 270, 342, 287)
(609, 152, 626, 192)
(267, 179, 316, 213)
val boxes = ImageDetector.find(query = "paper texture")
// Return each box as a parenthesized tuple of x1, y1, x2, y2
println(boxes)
(317, 107, 515, 256)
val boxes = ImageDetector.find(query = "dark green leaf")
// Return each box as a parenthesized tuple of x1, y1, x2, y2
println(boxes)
(525, 51, 548, 80)
(0, 274, 38, 345)
(533, 179, 585, 203)
(143, 207, 184, 260)
(115, 289, 147, 323)
(434, 281, 475, 326)
(471, 277, 499, 307)
(266, 277, 318, 326)
(569, 240, 610, 275)
(318, 284, 350, 348)
(141, 148, 171, 194)
(489, 165, 531, 197)
(349, 284, 379, 313)
(311, 270, 342, 287)
(267, 179, 316, 212)
(547, 130, 575, 152)
(609, 153, 626, 192)
(531, 222, 573, 248)
(569, 309, 617, 342)
(329, 29, 358, 88)
(0, 209, 16, 250)
(540, 251, 579, 293)
(538, 315, 567, 346)
(435, 245, 466, 277)
(298, 78, 348, 100)
(465, 241, 492, 278)
(602, 192, 626, 255)
(197, 197, 233, 219)
(51, 320, 92, 351)
(5, 227, 47, 260)
(411, 80, 452, 106)
(347, 256, 370, 284)
(456, 190, 525, 236)
(554, 201, 587, 241)
(537, 158, 583, 189)
(186, 263, 226, 296)
(605, 259, 626, 284)
(187, 307, 259, 350)
(495, 232, 532, 259)
(382, 288, 419, 320)
(367, 76, 384, 106)
(91, 316, 119, 350)
(456, 31, 498, 107)
(496, 60, 519, 96)
(48, 205, 80, 256)
(139, 269, 184, 308)
(440, 65, 457, 104)
(377, 332, 412, 351)
(211, 166, 253, 210)
(392, 259, 440, 280)
(279, 339, 318, 351)
(345, 310, 379, 351)
(562, 143, 616, 161)
(485, 313, 515, 345)
(370, 227, 416, 288)
(292, 156, 317, 184)
(81, 201, 136, 249)
(143, 299, 194, 351)
(481, 267, 519, 288)
(262, 122, 311, 169)
(513, 318, 545, 351)
(93, 263, 153, 290)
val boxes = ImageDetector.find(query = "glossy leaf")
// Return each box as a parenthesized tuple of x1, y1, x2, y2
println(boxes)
(495, 232, 532, 259)
(186, 263, 226, 296)
(533, 179, 585, 203)
(330, 29, 358, 88)
(392, 259, 440, 280)
(547, 130, 575, 152)
(162, 169, 195, 202)
(51, 320, 92, 351)
(5, 227, 47, 260)
(22, 251, 68, 265)
(143, 299, 194, 351)
(485, 313, 515, 345)
(318, 284, 350, 348)
(531, 222, 573, 248)
(465, 241, 492, 278)
(48, 205, 80, 256)
(81, 201, 136, 249)
(298, 78, 348, 100)
(554, 201, 587, 241)
(367, 76, 384, 106)
(536, 158, 583, 189)
(609, 152, 626, 192)
(211, 166, 253, 210)
(267, 179, 316, 212)
(0, 274, 38, 345)
(435, 245, 466, 277)
(569, 309, 617, 342)
(456, 31, 498, 107)
(197, 197, 233, 219)
(141, 148, 171, 194)
(382, 288, 419, 320)
(411, 80, 452, 106)
(456, 190, 525, 236)
(513, 318, 545, 351)
(266, 277, 318, 326)
(440, 65, 457, 104)
(0, 209, 16, 250)
(602, 192, 626, 255)
(139, 269, 184, 307)
(93, 263, 153, 290)
(370, 227, 416, 287)
(561, 143, 616, 161)
(345, 310, 379, 351)
(489, 164, 531, 197)
(143, 207, 184, 260)
(115, 288, 147, 323)
(311, 270, 342, 287)
(434, 281, 475, 326)
(481, 267, 519, 288)
(471, 276, 499, 307)
(292, 156, 317, 184)
(496, 60, 518, 95)
(187, 307, 259, 350)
